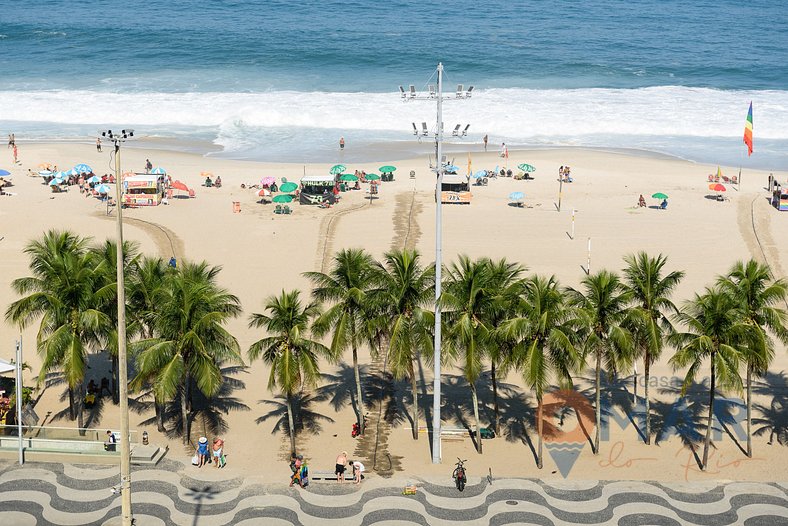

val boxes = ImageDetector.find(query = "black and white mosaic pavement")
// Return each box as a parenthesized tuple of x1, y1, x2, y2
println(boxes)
(0, 459, 786, 525)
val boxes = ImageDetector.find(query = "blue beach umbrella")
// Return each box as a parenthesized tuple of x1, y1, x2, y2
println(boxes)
(38, 170, 52, 176)
(64, 168, 78, 177)
(73, 163, 92, 174)
(151, 167, 167, 175)
(96, 184, 111, 194)
(445, 165, 459, 173)
(48, 178, 62, 186)
(0, 169, 10, 176)
(508, 191, 524, 201)
(472, 170, 487, 179)
(88, 175, 101, 184)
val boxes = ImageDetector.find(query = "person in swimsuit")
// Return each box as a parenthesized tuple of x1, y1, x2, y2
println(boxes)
(335, 451, 347, 483)
(212, 437, 224, 468)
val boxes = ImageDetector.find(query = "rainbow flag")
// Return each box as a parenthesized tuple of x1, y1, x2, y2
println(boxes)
(743, 102, 753, 156)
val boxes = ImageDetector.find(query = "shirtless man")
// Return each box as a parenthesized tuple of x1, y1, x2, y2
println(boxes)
(335, 451, 347, 483)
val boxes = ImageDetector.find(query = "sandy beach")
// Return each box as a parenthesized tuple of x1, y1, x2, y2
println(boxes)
(1, 140, 786, 485)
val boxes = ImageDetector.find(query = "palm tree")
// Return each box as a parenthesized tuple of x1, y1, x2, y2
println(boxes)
(669, 287, 745, 470)
(622, 252, 684, 445)
(483, 258, 525, 435)
(304, 248, 374, 435)
(248, 289, 332, 454)
(369, 249, 434, 439)
(499, 275, 578, 468)
(568, 270, 633, 455)
(132, 261, 242, 444)
(5, 230, 108, 429)
(717, 259, 788, 457)
(127, 256, 170, 431)
(441, 255, 493, 453)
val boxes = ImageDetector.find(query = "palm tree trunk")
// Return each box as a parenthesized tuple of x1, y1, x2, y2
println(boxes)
(644, 354, 651, 445)
(491, 361, 500, 436)
(68, 387, 76, 420)
(702, 355, 716, 470)
(594, 352, 601, 455)
(155, 401, 165, 432)
(76, 385, 85, 436)
(746, 363, 752, 458)
(471, 382, 482, 454)
(352, 345, 365, 435)
(286, 393, 297, 455)
(409, 361, 419, 440)
(537, 395, 544, 469)
(181, 379, 190, 445)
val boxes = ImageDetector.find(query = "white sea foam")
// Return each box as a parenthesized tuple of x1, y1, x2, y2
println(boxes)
(1, 86, 786, 165)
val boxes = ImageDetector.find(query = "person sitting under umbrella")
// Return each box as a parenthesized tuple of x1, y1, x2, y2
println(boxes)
(204, 176, 213, 187)
(660, 199, 668, 209)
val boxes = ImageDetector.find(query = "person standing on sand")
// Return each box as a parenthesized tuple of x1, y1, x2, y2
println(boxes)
(145, 159, 152, 173)
(8, 134, 14, 149)
(96, 137, 102, 153)
(335, 451, 347, 483)
(339, 136, 345, 150)
(483, 134, 488, 151)
(12, 143, 18, 164)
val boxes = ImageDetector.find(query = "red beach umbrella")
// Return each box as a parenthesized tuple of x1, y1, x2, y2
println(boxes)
(171, 180, 189, 192)
(709, 183, 726, 192)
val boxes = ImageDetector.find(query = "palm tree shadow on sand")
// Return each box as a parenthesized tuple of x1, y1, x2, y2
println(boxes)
(132, 366, 250, 442)
(651, 379, 746, 468)
(752, 370, 788, 447)
(256, 391, 335, 446)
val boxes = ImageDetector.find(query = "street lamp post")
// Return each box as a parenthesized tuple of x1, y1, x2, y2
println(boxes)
(402, 64, 472, 464)
(100, 128, 134, 526)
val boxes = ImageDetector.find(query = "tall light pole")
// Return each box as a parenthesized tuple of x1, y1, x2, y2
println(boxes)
(402, 64, 473, 464)
(16, 337, 23, 465)
(100, 128, 134, 526)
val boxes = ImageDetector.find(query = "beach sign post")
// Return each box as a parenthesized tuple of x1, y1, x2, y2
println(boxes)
(586, 237, 592, 275)
(569, 209, 576, 240)
(557, 172, 564, 212)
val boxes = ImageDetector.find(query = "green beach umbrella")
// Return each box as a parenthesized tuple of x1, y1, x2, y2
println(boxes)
(517, 163, 536, 172)
(366, 174, 380, 181)
(651, 192, 669, 199)
(340, 174, 358, 182)
(330, 164, 346, 175)
(272, 194, 294, 203)
(279, 182, 298, 193)
(379, 165, 397, 173)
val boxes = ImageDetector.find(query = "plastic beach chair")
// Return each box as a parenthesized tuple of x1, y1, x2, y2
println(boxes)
(274, 204, 282, 214)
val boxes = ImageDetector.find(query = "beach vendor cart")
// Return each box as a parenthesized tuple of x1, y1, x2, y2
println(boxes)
(122, 174, 163, 207)
(299, 175, 336, 205)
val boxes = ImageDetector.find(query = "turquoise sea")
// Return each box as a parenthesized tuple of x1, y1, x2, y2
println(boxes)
(0, 0, 786, 168)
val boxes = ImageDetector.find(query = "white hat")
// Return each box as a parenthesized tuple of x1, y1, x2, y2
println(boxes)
(199, 437, 208, 444)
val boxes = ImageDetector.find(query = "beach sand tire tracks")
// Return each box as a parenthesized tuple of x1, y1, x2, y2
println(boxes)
(95, 212, 185, 260)
(314, 201, 370, 272)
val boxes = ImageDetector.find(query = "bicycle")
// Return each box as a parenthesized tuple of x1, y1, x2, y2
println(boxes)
(452, 458, 468, 492)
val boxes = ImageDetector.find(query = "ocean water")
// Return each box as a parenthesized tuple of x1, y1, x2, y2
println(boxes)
(0, 0, 786, 169)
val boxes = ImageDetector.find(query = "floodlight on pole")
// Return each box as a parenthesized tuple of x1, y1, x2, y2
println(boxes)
(401, 63, 471, 465)
(99, 128, 134, 526)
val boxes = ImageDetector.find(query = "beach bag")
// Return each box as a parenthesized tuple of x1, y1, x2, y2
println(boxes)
(191, 454, 199, 466)
(219, 454, 226, 468)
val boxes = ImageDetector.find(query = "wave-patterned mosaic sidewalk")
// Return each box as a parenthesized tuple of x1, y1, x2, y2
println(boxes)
(0, 460, 786, 525)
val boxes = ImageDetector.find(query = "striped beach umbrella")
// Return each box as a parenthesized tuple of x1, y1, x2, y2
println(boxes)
(151, 167, 167, 175)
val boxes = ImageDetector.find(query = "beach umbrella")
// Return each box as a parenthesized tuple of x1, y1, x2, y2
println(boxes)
(200, 171, 213, 177)
(517, 163, 536, 172)
(445, 165, 459, 173)
(272, 194, 294, 203)
(340, 174, 358, 182)
(171, 180, 189, 192)
(38, 170, 52, 176)
(37, 163, 52, 170)
(87, 175, 101, 184)
(279, 182, 298, 193)
(366, 174, 380, 181)
(48, 178, 62, 186)
(257, 188, 271, 197)
(261, 176, 275, 186)
(508, 191, 525, 201)
(709, 183, 726, 192)
(151, 167, 166, 175)
(0, 169, 10, 176)
(330, 164, 346, 175)
(472, 170, 487, 179)
(651, 192, 669, 199)
(96, 184, 111, 194)
(73, 163, 92, 174)
(64, 168, 78, 177)
(379, 165, 397, 173)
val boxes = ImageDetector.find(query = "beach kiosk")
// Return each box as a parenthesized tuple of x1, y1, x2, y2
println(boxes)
(439, 173, 472, 204)
(299, 175, 336, 205)
(122, 174, 163, 207)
